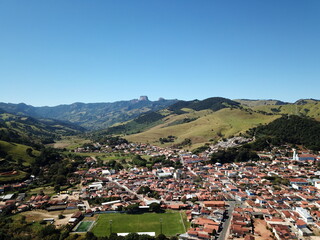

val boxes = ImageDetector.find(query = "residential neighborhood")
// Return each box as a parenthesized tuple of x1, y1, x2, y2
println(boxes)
(1, 140, 320, 240)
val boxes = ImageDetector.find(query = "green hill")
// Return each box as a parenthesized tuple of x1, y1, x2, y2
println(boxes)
(169, 97, 240, 113)
(234, 99, 288, 107)
(97, 97, 245, 146)
(86, 97, 320, 149)
(0, 140, 40, 183)
(125, 108, 279, 148)
(0, 140, 39, 165)
(0, 111, 85, 147)
(251, 101, 320, 120)
(247, 115, 320, 151)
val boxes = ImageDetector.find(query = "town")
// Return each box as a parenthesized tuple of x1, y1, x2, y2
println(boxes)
(1, 139, 320, 240)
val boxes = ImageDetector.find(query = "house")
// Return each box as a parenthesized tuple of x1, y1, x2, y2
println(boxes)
(203, 201, 225, 208)
(68, 211, 83, 224)
(296, 207, 313, 223)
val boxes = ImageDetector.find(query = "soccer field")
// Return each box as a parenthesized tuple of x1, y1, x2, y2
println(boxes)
(92, 212, 187, 237)
(74, 221, 94, 232)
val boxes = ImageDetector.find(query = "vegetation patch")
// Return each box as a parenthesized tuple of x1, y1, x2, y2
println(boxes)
(247, 115, 320, 150)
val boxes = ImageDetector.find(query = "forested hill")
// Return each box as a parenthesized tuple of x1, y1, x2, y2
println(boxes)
(247, 115, 320, 151)
(168, 97, 240, 113)
(0, 111, 84, 147)
(0, 97, 178, 130)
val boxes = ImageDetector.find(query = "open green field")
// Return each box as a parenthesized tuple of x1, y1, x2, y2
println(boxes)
(51, 136, 91, 150)
(92, 212, 188, 237)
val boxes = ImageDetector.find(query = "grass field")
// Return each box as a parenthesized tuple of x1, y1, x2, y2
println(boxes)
(51, 136, 91, 150)
(75, 221, 94, 232)
(92, 212, 188, 237)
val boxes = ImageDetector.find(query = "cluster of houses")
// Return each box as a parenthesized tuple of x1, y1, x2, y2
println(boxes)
(1, 140, 320, 240)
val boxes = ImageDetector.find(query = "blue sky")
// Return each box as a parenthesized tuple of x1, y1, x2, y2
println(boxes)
(0, 1, 319, 106)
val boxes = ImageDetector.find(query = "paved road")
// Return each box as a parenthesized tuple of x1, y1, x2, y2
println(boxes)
(108, 177, 144, 200)
(217, 201, 236, 240)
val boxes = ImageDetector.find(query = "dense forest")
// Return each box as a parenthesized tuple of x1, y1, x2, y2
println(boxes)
(247, 115, 320, 150)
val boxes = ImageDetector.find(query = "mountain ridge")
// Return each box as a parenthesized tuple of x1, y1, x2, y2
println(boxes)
(0, 97, 178, 130)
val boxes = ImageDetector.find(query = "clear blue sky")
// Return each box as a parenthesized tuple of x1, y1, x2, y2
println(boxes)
(0, 0, 319, 106)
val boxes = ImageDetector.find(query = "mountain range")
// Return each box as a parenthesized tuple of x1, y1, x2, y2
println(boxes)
(0, 96, 178, 130)
(0, 97, 319, 149)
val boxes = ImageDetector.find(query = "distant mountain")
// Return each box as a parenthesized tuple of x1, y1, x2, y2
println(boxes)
(0, 97, 178, 130)
(96, 97, 276, 147)
(234, 99, 288, 107)
(0, 111, 84, 147)
(100, 97, 320, 148)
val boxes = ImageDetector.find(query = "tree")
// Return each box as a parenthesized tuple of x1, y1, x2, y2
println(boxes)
(149, 202, 161, 213)
(126, 203, 140, 214)
(132, 155, 147, 167)
(156, 234, 168, 240)
(54, 185, 61, 193)
(55, 175, 67, 185)
(124, 233, 140, 240)
(85, 232, 98, 240)
(26, 148, 33, 157)
(38, 224, 60, 238)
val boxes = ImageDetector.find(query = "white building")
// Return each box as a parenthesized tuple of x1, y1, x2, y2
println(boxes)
(296, 207, 313, 223)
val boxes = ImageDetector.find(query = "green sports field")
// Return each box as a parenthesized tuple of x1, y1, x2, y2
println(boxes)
(74, 221, 94, 232)
(91, 212, 188, 237)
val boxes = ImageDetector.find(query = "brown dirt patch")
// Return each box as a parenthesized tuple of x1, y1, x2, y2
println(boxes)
(20, 209, 78, 226)
(254, 218, 273, 240)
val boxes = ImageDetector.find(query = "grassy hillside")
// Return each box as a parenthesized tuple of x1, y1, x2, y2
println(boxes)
(125, 108, 279, 148)
(0, 140, 39, 184)
(234, 99, 288, 107)
(102, 97, 242, 140)
(0, 112, 84, 147)
(0, 140, 39, 166)
(251, 102, 320, 120)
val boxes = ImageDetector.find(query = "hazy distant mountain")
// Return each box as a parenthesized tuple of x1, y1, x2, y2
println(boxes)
(0, 97, 178, 130)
